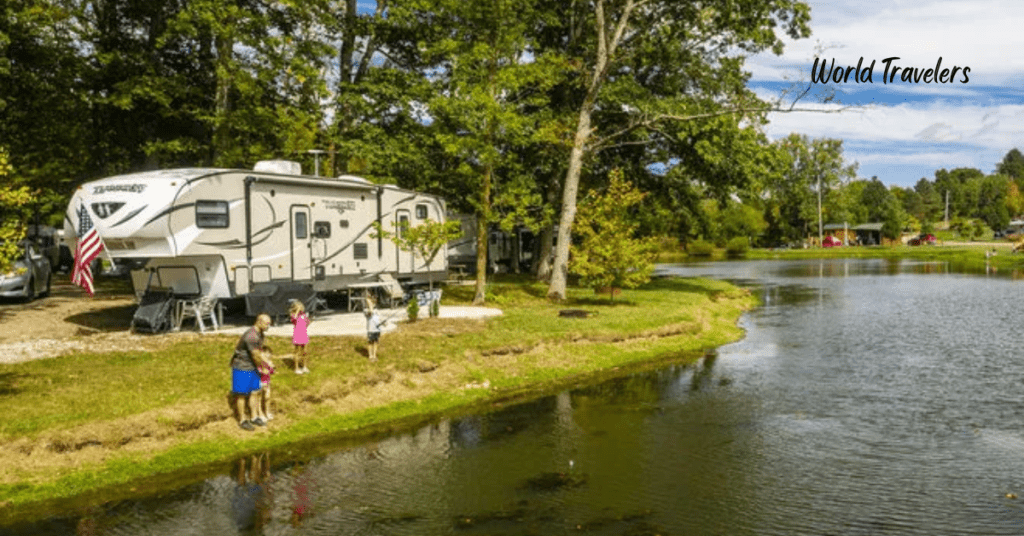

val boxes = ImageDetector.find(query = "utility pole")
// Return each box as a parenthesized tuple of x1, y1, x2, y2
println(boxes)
(944, 190, 949, 226)
(817, 174, 823, 247)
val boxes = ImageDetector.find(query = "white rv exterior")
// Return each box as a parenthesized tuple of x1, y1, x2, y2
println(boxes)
(446, 213, 534, 273)
(64, 162, 448, 300)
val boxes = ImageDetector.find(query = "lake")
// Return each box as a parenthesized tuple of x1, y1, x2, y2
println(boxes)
(6, 258, 1024, 535)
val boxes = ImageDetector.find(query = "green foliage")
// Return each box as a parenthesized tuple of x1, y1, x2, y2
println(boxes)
(687, 240, 715, 257)
(569, 170, 658, 300)
(372, 218, 463, 291)
(972, 220, 992, 241)
(997, 148, 1024, 181)
(761, 134, 857, 245)
(407, 298, 420, 323)
(725, 237, 750, 257)
(430, 298, 440, 318)
(0, 149, 31, 273)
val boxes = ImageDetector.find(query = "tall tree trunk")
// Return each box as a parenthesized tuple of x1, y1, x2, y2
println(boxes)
(213, 32, 234, 165)
(335, 0, 358, 174)
(510, 228, 521, 274)
(534, 175, 560, 280)
(535, 225, 553, 280)
(546, 108, 592, 300)
(472, 204, 489, 305)
(546, 0, 635, 301)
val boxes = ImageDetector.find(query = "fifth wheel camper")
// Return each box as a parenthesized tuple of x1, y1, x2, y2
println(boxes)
(64, 160, 449, 316)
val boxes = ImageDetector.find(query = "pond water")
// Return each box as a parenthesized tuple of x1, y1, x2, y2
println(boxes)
(7, 258, 1024, 535)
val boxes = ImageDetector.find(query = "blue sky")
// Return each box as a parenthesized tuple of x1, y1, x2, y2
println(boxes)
(746, 0, 1024, 189)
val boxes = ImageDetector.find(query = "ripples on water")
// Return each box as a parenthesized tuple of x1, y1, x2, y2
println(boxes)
(9, 258, 1024, 535)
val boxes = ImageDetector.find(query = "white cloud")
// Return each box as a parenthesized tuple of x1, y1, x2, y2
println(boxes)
(754, 0, 1024, 86)
(765, 102, 1024, 148)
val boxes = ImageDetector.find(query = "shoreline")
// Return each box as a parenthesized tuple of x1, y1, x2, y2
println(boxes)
(0, 277, 757, 523)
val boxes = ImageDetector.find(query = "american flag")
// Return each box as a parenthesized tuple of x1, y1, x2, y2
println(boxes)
(72, 203, 104, 296)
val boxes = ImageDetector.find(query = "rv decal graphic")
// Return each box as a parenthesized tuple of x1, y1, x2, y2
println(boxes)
(196, 238, 244, 247)
(145, 203, 194, 226)
(324, 200, 356, 214)
(392, 194, 417, 207)
(91, 202, 125, 219)
(111, 205, 148, 227)
(93, 183, 147, 195)
(317, 220, 377, 264)
(228, 220, 286, 250)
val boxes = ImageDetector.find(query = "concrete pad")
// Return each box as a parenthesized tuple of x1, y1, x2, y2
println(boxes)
(212, 305, 503, 337)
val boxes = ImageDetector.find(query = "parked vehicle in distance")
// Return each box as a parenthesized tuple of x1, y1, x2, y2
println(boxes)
(822, 236, 842, 247)
(908, 233, 936, 246)
(0, 240, 52, 300)
(26, 224, 63, 272)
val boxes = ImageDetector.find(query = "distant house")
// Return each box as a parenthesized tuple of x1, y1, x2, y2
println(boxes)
(853, 223, 884, 246)
(822, 223, 854, 245)
(824, 223, 883, 246)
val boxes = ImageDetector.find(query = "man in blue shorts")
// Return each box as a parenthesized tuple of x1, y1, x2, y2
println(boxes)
(232, 314, 272, 431)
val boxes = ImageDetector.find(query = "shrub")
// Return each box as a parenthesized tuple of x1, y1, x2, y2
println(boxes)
(407, 298, 420, 322)
(725, 236, 750, 257)
(687, 240, 715, 257)
(430, 298, 440, 318)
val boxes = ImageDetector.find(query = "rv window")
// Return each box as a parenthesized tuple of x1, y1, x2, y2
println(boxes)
(313, 221, 331, 238)
(295, 212, 308, 239)
(398, 215, 409, 238)
(354, 243, 368, 259)
(415, 204, 428, 219)
(339, 220, 349, 229)
(196, 200, 229, 228)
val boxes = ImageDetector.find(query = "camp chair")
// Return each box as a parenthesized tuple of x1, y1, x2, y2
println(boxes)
(176, 295, 221, 332)
(377, 273, 408, 308)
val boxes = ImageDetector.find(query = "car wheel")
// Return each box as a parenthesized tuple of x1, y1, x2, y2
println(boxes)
(41, 273, 51, 298)
(24, 277, 35, 302)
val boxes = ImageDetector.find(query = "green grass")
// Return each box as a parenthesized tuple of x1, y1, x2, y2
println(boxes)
(659, 243, 1024, 273)
(0, 275, 755, 514)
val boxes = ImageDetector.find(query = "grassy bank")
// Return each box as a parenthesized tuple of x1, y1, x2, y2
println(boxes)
(0, 276, 755, 518)
(660, 243, 1024, 273)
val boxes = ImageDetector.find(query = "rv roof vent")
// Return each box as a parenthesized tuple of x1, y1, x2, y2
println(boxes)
(254, 160, 302, 175)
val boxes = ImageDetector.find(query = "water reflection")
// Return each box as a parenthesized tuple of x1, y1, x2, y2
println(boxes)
(13, 259, 1024, 535)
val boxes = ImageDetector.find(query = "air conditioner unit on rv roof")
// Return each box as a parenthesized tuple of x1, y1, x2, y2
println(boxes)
(253, 160, 302, 175)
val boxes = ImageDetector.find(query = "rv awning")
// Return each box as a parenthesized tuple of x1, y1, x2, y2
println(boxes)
(245, 175, 378, 191)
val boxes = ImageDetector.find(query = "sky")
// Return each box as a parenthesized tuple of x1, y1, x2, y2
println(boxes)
(746, 0, 1024, 189)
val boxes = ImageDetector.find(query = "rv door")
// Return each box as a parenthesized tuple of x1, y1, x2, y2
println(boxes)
(291, 206, 312, 281)
(395, 209, 413, 272)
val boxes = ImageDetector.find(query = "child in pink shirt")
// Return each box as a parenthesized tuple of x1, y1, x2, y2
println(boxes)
(289, 301, 312, 374)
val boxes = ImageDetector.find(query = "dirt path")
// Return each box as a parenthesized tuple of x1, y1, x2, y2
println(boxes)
(0, 275, 202, 363)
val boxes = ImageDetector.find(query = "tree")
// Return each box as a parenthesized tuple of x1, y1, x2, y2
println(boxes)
(422, 0, 562, 304)
(997, 148, 1024, 183)
(759, 134, 855, 245)
(0, 149, 32, 273)
(569, 170, 658, 301)
(914, 178, 942, 223)
(1, 0, 91, 209)
(371, 217, 463, 296)
(977, 175, 1010, 232)
(545, 0, 813, 300)
(1006, 181, 1024, 220)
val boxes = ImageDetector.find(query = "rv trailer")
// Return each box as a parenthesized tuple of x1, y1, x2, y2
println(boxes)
(64, 161, 448, 314)
(446, 213, 535, 274)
